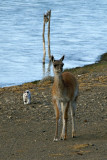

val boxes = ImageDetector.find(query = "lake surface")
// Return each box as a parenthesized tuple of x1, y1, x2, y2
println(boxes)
(0, 0, 107, 87)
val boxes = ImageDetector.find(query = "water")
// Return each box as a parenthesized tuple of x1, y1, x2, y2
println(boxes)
(0, 0, 107, 87)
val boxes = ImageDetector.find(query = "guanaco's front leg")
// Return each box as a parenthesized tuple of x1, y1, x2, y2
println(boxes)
(53, 100, 61, 141)
(60, 102, 69, 140)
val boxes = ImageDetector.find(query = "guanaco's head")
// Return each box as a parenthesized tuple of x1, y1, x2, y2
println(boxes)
(51, 55, 64, 74)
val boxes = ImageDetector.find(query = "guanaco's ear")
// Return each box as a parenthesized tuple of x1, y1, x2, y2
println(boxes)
(60, 55, 65, 61)
(51, 55, 55, 62)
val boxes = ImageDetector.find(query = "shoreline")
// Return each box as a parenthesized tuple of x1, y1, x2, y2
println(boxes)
(0, 52, 107, 160)
(0, 52, 107, 89)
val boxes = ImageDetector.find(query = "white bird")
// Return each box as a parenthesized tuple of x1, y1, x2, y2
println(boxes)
(23, 90, 31, 104)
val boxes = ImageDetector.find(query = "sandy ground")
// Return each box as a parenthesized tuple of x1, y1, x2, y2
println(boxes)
(0, 61, 107, 160)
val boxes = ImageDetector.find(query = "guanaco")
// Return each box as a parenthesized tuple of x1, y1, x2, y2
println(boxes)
(51, 55, 79, 141)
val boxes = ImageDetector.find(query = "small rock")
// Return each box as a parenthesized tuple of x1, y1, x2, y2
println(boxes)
(84, 119, 88, 122)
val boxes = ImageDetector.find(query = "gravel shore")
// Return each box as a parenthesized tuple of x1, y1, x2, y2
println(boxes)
(0, 54, 107, 160)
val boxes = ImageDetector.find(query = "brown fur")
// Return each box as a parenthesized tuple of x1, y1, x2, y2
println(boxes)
(51, 55, 78, 141)
(52, 72, 78, 101)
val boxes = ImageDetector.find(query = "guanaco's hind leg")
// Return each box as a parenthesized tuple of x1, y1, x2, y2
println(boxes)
(70, 100, 76, 138)
(60, 102, 69, 140)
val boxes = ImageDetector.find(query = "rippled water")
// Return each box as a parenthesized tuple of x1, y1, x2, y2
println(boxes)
(0, 0, 107, 87)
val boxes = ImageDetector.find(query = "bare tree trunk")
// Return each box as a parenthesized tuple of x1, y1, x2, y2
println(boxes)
(42, 15, 46, 63)
(48, 10, 51, 61)
(42, 10, 51, 63)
